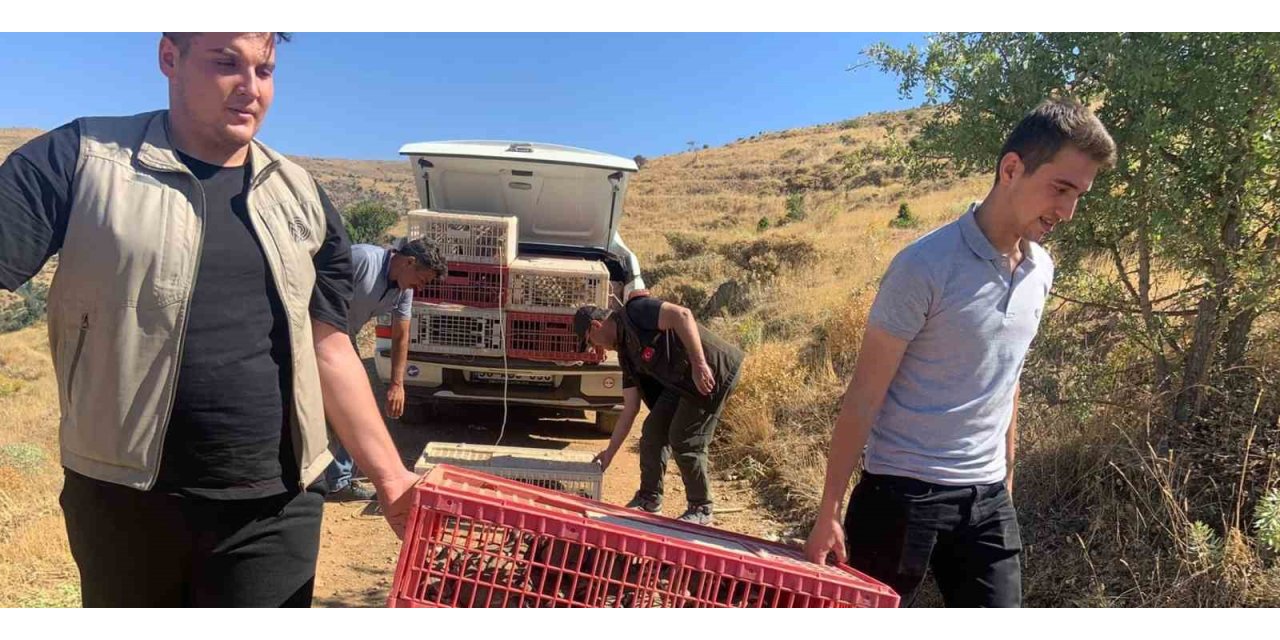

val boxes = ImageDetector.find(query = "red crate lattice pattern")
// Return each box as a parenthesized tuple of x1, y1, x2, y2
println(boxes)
(418, 263, 507, 308)
(505, 312, 603, 364)
(389, 465, 900, 608)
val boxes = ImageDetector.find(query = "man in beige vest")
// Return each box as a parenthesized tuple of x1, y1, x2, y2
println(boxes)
(0, 32, 419, 607)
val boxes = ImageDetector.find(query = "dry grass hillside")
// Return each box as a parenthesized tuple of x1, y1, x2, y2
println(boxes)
(2, 110, 1276, 607)
(290, 156, 415, 213)
(1, 127, 414, 214)
(620, 111, 991, 530)
(619, 113, 1279, 607)
(0, 129, 43, 159)
(4, 113, 967, 606)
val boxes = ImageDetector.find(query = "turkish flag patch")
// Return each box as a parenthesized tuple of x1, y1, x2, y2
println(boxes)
(641, 347, 655, 362)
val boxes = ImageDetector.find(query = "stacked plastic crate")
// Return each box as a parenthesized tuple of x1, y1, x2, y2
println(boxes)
(504, 255, 610, 364)
(405, 210, 610, 364)
(406, 210, 516, 357)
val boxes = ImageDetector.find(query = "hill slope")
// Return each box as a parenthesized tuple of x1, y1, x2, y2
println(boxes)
(1, 127, 415, 213)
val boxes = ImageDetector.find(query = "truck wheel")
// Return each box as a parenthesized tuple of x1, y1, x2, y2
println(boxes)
(594, 411, 620, 434)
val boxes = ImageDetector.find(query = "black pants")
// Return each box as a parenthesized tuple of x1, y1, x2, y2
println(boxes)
(843, 471, 1022, 608)
(60, 469, 325, 607)
(637, 387, 730, 507)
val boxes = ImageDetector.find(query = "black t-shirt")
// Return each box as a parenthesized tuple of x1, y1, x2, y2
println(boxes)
(151, 152, 296, 498)
(0, 121, 353, 499)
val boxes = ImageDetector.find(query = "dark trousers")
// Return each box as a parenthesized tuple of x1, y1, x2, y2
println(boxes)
(60, 469, 325, 607)
(637, 387, 729, 507)
(843, 471, 1022, 608)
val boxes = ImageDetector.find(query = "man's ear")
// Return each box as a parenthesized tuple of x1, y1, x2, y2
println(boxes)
(158, 36, 179, 79)
(998, 151, 1024, 187)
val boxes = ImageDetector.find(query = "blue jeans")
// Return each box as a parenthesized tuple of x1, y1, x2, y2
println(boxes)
(324, 439, 357, 492)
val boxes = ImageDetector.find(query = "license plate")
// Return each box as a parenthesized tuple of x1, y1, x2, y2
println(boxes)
(472, 372, 555, 386)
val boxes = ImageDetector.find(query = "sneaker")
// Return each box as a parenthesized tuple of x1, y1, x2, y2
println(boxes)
(677, 504, 713, 526)
(328, 481, 377, 502)
(624, 492, 663, 514)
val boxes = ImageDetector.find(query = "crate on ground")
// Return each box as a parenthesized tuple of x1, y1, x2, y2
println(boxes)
(389, 465, 900, 608)
(409, 302, 505, 357)
(505, 311, 603, 364)
(418, 262, 508, 308)
(413, 442, 602, 500)
(506, 255, 610, 314)
(408, 210, 518, 266)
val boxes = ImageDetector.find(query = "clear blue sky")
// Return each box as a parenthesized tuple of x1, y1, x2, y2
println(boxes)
(0, 33, 926, 161)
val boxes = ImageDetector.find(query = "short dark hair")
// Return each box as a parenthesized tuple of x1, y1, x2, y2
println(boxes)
(161, 32, 292, 54)
(996, 97, 1116, 184)
(395, 237, 447, 274)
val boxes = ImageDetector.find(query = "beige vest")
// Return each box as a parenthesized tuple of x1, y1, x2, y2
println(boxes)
(48, 110, 334, 490)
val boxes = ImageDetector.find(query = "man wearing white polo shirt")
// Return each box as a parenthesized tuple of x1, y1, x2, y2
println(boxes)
(804, 98, 1116, 607)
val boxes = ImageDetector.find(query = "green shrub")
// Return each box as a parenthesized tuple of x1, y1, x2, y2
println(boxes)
(664, 231, 711, 258)
(890, 201, 919, 229)
(1, 282, 49, 333)
(1255, 488, 1280, 555)
(343, 201, 399, 245)
(777, 193, 806, 227)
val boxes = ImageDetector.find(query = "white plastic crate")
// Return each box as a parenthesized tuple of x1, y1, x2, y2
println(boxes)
(507, 255, 611, 314)
(407, 210, 518, 266)
(409, 302, 505, 357)
(414, 442, 603, 500)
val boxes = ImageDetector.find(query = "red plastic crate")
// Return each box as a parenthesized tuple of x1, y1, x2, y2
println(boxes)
(418, 262, 508, 308)
(505, 311, 604, 364)
(388, 465, 899, 608)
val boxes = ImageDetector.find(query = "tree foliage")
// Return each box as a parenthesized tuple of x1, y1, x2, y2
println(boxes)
(864, 33, 1280, 432)
(343, 200, 400, 246)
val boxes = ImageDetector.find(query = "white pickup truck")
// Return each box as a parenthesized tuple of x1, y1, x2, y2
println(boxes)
(373, 141, 646, 432)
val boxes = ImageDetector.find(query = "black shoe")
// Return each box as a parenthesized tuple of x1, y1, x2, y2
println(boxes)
(624, 492, 663, 514)
(328, 481, 377, 502)
(677, 504, 713, 525)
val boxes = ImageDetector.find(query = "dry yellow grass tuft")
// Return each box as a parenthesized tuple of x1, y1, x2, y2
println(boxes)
(0, 320, 77, 607)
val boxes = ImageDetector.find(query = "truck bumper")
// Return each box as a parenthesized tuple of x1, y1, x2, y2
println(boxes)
(375, 347, 625, 410)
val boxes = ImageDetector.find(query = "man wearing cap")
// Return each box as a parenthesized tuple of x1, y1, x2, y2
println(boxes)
(576, 296, 744, 525)
(325, 237, 446, 501)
